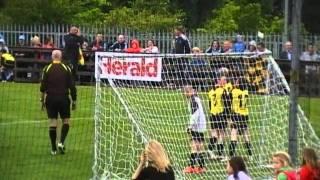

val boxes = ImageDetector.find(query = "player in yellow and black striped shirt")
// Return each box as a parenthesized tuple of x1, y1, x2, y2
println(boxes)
(207, 75, 232, 160)
(229, 78, 252, 158)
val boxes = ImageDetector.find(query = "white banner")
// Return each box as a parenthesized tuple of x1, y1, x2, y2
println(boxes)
(95, 52, 162, 82)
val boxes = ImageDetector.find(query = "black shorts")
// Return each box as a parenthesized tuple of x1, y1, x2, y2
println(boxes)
(190, 131, 205, 142)
(210, 115, 228, 130)
(231, 115, 249, 135)
(45, 95, 70, 119)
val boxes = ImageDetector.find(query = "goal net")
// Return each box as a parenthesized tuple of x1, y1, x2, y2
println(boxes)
(93, 52, 320, 179)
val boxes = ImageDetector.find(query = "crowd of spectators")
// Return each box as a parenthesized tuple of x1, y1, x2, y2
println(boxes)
(1, 26, 320, 83)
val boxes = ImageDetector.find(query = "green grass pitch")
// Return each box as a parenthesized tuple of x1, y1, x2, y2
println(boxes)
(0, 82, 319, 179)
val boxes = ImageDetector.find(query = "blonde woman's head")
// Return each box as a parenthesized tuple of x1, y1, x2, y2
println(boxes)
(272, 151, 291, 171)
(145, 140, 170, 172)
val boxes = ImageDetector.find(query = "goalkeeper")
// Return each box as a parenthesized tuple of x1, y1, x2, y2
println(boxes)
(207, 74, 232, 161)
(40, 50, 77, 155)
(229, 78, 252, 158)
(183, 85, 206, 174)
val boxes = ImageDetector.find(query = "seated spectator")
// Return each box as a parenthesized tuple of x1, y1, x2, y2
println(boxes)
(42, 36, 55, 60)
(0, 49, 15, 82)
(132, 140, 174, 180)
(245, 40, 257, 53)
(256, 42, 271, 55)
(272, 151, 296, 180)
(142, 40, 159, 53)
(299, 148, 320, 180)
(0, 38, 9, 53)
(227, 156, 252, 180)
(31, 35, 41, 48)
(300, 43, 318, 61)
(125, 39, 142, 53)
(222, 40, 233, 53)
(190, 47, 206, 65)
(90, 33, 104, 51)
(42, 36, 54, 49)
(233, 35, 246, 52)
(109, 34, 128, 52)
(280, 41, 293, 60)
(206, 40, 221, 53)
(17, 34, 27, 47)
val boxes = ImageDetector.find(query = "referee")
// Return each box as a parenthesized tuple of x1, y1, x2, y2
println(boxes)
(40, 50, 77, 155)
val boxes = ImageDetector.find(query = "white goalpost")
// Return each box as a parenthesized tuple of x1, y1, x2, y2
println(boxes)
(92, 52, 320, 180)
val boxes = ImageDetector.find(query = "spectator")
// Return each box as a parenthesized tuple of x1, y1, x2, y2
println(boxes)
(226, 156, 252, 180)
(17, 34, 26, 47)
(109, 34, 128, 52)
(172, 26, 191, 54)
(190, 47, 206, 65)
(142, 40, 159, 53)
(42, 36, 55, 60)
(31, 35, 41, 48)
(256, 42, 271, 55)
(222, 40, 233, 53)
(205, 40, 221, 53)
(280, 41, 293, 60)
(132, 140, 174, 180)
(272, 151, 296, 180)
(90, 33, 104, 51)
(0, 49, 15, 82)
(233, 35, 246, 52)
(63, 26, 84, 79)
(0, 37, 9, 53)
(299, 148, 320, 180)
(300, 43, 318, 61)
(125, 39, 142, 53)
(42, 36, 54, 49)
(245, 40, 257, 53)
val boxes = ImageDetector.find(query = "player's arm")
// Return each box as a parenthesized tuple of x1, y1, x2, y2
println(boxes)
(40, 67, 48, 109)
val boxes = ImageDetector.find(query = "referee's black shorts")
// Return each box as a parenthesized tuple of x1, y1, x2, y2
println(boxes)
(45, 95, 70, 119)
(190, 131, 205, 142)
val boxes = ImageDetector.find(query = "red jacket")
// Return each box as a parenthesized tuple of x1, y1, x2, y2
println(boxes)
(125, 39, 142, 53)
(300, 165, 320, 180)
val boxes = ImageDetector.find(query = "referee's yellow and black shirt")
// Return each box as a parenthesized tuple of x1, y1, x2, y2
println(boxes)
(40, 60, 77, 101)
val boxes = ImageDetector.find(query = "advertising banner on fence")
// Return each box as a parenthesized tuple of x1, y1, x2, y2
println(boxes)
(95, 52, 162, 82)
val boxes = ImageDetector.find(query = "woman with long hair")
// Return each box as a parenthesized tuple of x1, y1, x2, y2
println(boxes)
(132, 140, 175, 180)
(300, 148, 320, 180)
(226, 156, 251, 180)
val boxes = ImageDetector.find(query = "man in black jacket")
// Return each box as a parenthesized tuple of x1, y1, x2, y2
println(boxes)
(279, 41, 292, 60)
(63, 26, 84, 79)
(109, 34, 128, 52)
(173, 26, 191, 54)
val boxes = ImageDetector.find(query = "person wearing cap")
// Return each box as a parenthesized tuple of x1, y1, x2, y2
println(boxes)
(18, 34, 26, 47)
(245, 40, 257, 53)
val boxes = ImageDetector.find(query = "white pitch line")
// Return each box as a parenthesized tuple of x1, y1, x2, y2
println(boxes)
(0, 117, 93, 126)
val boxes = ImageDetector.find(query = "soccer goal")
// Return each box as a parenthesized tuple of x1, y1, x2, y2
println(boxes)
(93, 52, 320, 180)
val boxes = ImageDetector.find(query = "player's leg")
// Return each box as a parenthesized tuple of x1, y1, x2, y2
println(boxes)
(229, 115, 238, 157)
(184, 131, 198, 173)
(195, 133, 206, 173)
(216, 116, 227, 158)
(46, 95, 59, 155)
(58, 96, 71, 154)
(208, 115, 218, 157)
(242, 123, 252, 156)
